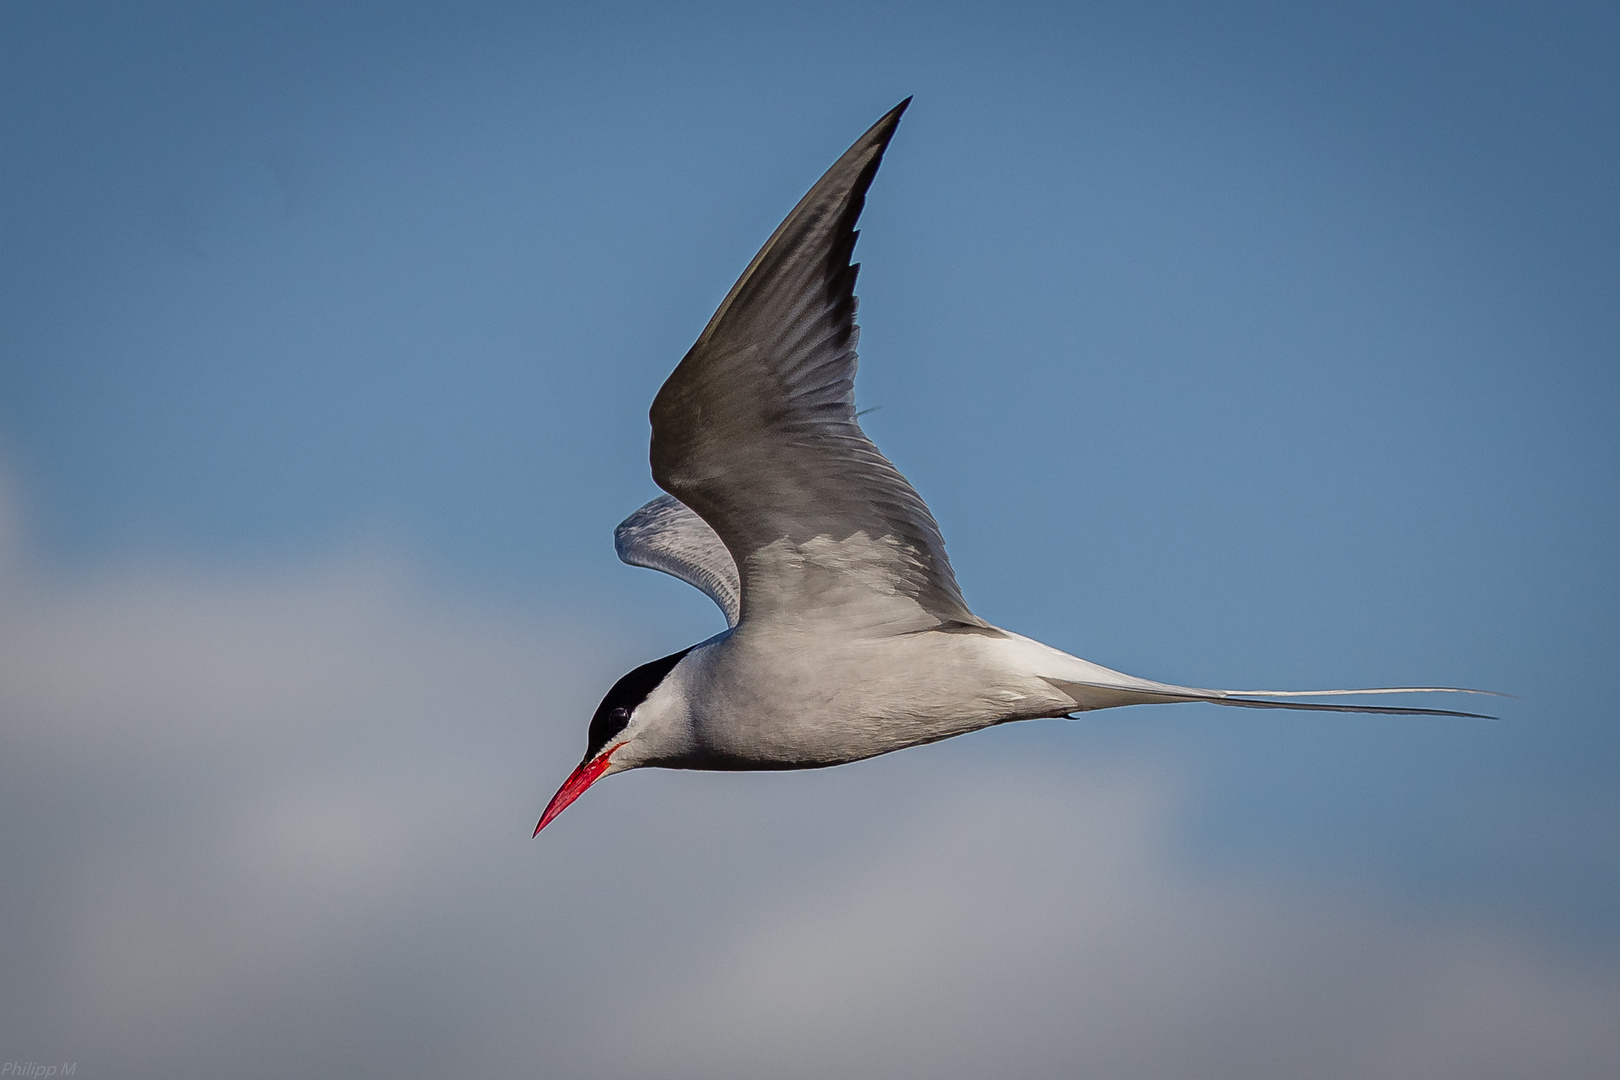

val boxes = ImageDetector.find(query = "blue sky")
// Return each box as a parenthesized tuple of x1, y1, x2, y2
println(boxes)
(2, 3, 1617, 1077)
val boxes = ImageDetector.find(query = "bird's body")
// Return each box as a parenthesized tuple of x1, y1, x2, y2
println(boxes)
(620, 622, 1076, 772)
(534, 99, 1490, 834)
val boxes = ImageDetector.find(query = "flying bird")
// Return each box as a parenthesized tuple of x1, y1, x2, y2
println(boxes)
(535, 99, 1490, 835)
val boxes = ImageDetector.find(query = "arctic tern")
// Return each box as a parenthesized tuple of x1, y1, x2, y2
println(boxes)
(534, 99, 1489, 835)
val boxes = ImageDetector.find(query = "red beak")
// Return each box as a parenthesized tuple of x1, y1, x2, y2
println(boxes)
(533, 750, 616, 836)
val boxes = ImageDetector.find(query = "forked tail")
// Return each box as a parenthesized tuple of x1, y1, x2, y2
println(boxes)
(1049, 678, 1500, 719)
(1008, 633, 1502, 719)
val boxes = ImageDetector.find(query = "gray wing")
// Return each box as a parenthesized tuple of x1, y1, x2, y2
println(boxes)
(649, 99, 985, 632)
(614, 494, 742, 627)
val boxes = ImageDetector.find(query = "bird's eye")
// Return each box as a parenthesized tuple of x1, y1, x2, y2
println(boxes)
(610, 707, 630, 722)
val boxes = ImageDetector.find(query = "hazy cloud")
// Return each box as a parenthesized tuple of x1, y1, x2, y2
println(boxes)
(0, 487, 1615, 1080)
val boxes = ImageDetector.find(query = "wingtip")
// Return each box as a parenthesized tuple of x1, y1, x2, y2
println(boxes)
(866, 97, 912, 148)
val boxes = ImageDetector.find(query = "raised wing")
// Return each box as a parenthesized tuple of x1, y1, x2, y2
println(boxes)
(649, 99, 985, 632)
(614, 494, 742, 627)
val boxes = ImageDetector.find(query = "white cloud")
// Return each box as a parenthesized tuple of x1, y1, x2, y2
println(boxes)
(611, 764, 1620, 1080)
(0, 485, 1615, 1080)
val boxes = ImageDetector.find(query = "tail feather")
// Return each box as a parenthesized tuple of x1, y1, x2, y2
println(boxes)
(1052, 681, 1498, 720)
(1002, 631, 1501, 720)
(1204, 695, 1495, 719)
(1227, 686, 1505, 699)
